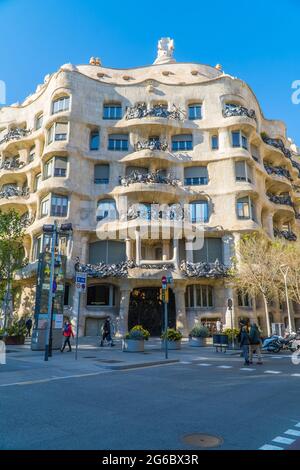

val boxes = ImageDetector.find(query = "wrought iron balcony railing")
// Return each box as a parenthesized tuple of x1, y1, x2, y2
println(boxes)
(267, 193, 293, 206)
(223, 104, 256, 120)
(180, 260, 229, 278)
(125, 103, 185, 121)
(0, 186, 29, 199)
(264, 164, 292, 180)
(261, 135, 292, 159)
(292, 160, 300, 177)
(134, 140, 169, 152)
(119, 170, 179, 187)
(274, 227, 297, 241)
(74, 259, 135, 278)
(0, 158, 26, 171)
(0, 128, 31, 145)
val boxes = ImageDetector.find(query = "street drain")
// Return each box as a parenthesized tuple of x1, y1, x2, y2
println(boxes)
(182, 433, 223, 448)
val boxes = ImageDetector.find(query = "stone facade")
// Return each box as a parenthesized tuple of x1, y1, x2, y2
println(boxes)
(1, 38, 300, 336)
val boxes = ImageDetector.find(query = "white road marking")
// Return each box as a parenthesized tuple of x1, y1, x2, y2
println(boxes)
(284, 429, 300, 437)
(295, 423, 300, 428)
(217, 365, 232, 369)
(264, 370, 282, 374)
(291, 374, 300, 377)
(197, 363, 212, 367)
(259, 444, 283, 450)
(273, 436, 295, 445)
(0, 371, 109, 387)
(240, 368, 256, 371)
(180, 361, 192, 365)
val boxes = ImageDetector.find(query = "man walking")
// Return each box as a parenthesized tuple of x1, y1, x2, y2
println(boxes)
(249, 322, 263, 365)
(61, 320, 74, 352)
(238, 320, 250, 366)
(25, 317, 33, 337)
(100, 317, 114, 347)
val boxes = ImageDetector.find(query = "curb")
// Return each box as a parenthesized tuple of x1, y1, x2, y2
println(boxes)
(101, 359, 179, 370)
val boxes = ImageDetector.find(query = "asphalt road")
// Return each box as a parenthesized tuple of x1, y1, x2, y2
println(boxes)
(1, 352, 300, 450)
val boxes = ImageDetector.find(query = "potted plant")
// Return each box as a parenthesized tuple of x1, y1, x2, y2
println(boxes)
(189, 325, 210, 347)
(4, 322, 26, 345)
(161, 328, 183, 350)
(123, 325, 150, 352)
(223, 328, 240, 349)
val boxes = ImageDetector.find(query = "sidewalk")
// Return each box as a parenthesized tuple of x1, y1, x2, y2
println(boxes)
(0, 337, 240, 386)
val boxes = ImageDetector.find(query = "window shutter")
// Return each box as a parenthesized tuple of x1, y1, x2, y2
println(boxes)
(94, 164, 109, 179)
(235, 161, 246, 179)
(184, 167, 208, 178)
(107, 241, 126, 264)
(207, 238, 222, 263)
(55, 122, 68, 133)
(55, 157, 67, 169)
(172, 134, 192, 142)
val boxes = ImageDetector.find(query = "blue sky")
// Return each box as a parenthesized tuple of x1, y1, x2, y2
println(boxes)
(0, 0, 299, 144)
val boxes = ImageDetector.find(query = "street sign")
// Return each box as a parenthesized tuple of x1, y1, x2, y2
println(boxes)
(75, 272, 87, 293)
(162, 276, 167, 290)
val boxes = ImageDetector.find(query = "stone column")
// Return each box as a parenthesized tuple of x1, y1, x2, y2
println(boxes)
(81, 235, 89, 263)
(173, 238, 179, 269)
(162, 241, 170, 261)
(185, 237, 194, 263)
(118, 288, 131, 336)
(125, 238, 131, 260)
(174, 287, 188, 336)
(135, 229, 141, 265)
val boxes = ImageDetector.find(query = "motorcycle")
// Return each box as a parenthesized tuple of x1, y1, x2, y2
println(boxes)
(262, 332, 300, 353)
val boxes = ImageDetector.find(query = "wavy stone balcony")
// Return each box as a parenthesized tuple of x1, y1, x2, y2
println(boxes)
(291, 160, 300, 178)
(264, 164, 292, 181)
(223, 104, 256, 120)
(274, 227, 297, 241)
(261, 135, 292, 160)
(267, 193, 293, 207)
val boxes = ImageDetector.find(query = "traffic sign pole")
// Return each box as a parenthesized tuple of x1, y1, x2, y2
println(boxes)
(75, 290, 81, 360)
(162, 276, 168, 359)
(75, 272, 87, 360)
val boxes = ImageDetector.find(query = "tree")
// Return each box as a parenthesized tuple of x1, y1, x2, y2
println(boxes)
(230, 232, 281, 336)
(0, 210, 27, 328)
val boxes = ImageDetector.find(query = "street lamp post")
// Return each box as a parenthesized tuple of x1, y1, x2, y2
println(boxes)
(280, 264, 293, 333)
(227, 298, 234, 349)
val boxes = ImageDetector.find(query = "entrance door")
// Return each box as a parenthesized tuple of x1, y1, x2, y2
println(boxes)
(128, 287, 176, 336)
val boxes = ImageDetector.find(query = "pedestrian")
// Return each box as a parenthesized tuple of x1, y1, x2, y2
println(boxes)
(238, 320, 250, 366)
(249, 322, 263, 365)
(61, 320, 74, 352)
(100, 317, 115, 347)
(216, 319, 223, 333)
(25, 317, 33, 337)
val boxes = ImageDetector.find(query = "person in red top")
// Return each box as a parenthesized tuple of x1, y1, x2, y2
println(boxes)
(61, 320, 74, 352)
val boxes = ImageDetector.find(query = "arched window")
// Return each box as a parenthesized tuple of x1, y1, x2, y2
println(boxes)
(236, 196, 255, 221)
(184, 166, 208, 186)
(90, 129, 100, 150)
(188, 103, 202, 120)
(52, 96, 70, 114)
(103, 103, 122, 120)
(185, 285, 213, 308)
(89, 240, 126, 265)
(87, 284, 116, 306)
(96, 199, 117, 221)
(172, 134, 193, 151)
(189, 200, 209, 223)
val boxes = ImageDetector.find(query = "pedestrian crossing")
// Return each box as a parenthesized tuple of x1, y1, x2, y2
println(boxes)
(179, 360, 300, 378)
(259, 422, 300, 450)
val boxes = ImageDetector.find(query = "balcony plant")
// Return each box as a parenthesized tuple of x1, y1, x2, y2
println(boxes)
(161, 328, 183, 350)
(189, 325, 210, 347)
(123, 325, 150, 352)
